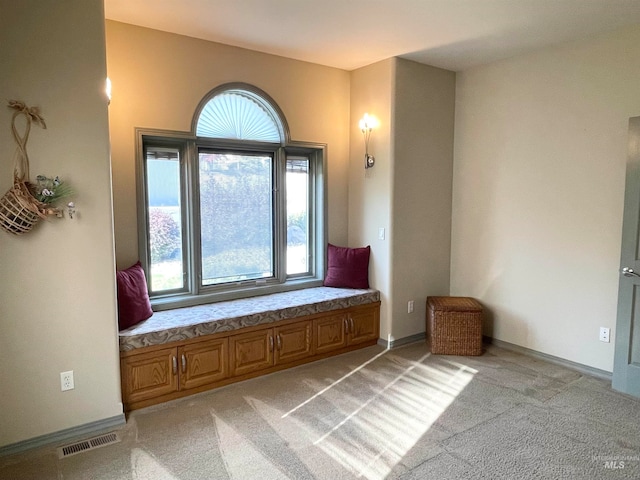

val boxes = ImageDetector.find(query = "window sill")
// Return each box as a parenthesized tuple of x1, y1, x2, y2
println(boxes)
(151, 277, 324, 312)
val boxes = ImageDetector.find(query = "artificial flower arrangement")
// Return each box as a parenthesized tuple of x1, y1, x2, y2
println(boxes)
(30, 174, 73, 217)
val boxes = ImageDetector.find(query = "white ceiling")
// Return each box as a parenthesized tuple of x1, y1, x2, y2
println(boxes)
(104, 0, 640, 72)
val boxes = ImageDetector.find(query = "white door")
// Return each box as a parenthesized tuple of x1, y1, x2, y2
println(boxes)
(613, 116, 640, 397)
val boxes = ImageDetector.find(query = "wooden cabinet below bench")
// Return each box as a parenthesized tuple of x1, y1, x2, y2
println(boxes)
(120, 302, 380, 411)
(313, 307, 378, 354)
(229, 320, 312, 376)
(120, 337, 228, 408)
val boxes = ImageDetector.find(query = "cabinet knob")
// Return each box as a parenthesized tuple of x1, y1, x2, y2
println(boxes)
(172, 356, 177, 375)
(269, 335, 274, 352)
(181, 354, 187, 373)
(349, 317, 354, 333)
(276, 334, 282, 351)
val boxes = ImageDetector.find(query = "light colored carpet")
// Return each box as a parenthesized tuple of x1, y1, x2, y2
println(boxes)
(1, 342, 639, 479)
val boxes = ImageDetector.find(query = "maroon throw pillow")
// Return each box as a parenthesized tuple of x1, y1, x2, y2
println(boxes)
(324, 243, 371, 289)
(116, 262, 153, 331)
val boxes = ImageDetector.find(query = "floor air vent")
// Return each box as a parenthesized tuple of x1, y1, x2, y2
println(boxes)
(57, 432, 120, 459)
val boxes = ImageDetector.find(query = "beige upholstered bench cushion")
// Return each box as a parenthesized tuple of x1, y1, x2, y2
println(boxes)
(119, 287, 380, 351)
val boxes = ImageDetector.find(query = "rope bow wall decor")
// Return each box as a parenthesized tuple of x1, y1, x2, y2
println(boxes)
(0, 100, 74, 235)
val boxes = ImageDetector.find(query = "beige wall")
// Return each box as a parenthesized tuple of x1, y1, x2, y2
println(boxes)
(349, 59, 395, 339)
(392, 59, 455, 340)
(0, 0, 122, 447)
(349, 59, 455, 343)
(105, 21, 351, 269)
(452, 24, 640, 372)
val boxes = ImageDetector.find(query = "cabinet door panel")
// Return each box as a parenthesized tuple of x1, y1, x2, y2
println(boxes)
(348, 307, 380, 345)
(180, 338, 228, 390)
(121, 347, 177, 404)
(314, 314, 347, 354)
(229, 329, 274, 376)
(275, 320, 312, 364)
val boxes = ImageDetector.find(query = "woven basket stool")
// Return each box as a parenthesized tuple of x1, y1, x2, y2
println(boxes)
(426, 296, 483, 355)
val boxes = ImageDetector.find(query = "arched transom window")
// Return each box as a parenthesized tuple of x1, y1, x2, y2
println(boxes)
(137, 84, 324, 308)
(195, 87, 286, 143)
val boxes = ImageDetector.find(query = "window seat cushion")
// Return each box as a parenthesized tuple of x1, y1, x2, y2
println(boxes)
(119, 286, 380, 352)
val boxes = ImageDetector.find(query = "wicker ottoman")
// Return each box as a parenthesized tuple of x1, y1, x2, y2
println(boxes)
(426, 296, 483, 355)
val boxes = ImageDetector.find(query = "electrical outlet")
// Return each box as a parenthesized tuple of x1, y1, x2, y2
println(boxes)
(61, 371, 74, 391)
(599, 327, 610, 343)
(408, 300, 414, 313)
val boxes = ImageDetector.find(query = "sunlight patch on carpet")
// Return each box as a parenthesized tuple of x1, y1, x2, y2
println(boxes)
(246, 398, 352, 478)
(282, 347, 390, 418)
(263, 351, 477, 479)
(317, 355, 475, 478)
(131, 448, 179, 480)
(212, 413, 291, 480)
(212, 350, 477, 479)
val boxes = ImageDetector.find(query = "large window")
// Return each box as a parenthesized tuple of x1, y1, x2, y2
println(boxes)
(137, 84, 325, 308)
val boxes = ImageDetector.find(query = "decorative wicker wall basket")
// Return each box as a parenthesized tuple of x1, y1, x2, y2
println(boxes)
(0, 101, 48, 235)
(0, 180, 49, 234)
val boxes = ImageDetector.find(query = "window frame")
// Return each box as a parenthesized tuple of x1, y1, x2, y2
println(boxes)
(195, 140, 282, 291)
(141, 140, 191, 296)
(135, 129, 327, 310)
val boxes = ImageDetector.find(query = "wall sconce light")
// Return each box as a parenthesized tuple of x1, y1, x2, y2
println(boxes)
(359, 113, 377, 169)
(106, 77, 112, 105)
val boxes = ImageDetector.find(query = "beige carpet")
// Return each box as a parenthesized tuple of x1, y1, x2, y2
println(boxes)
(1, 342, 639, 479)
